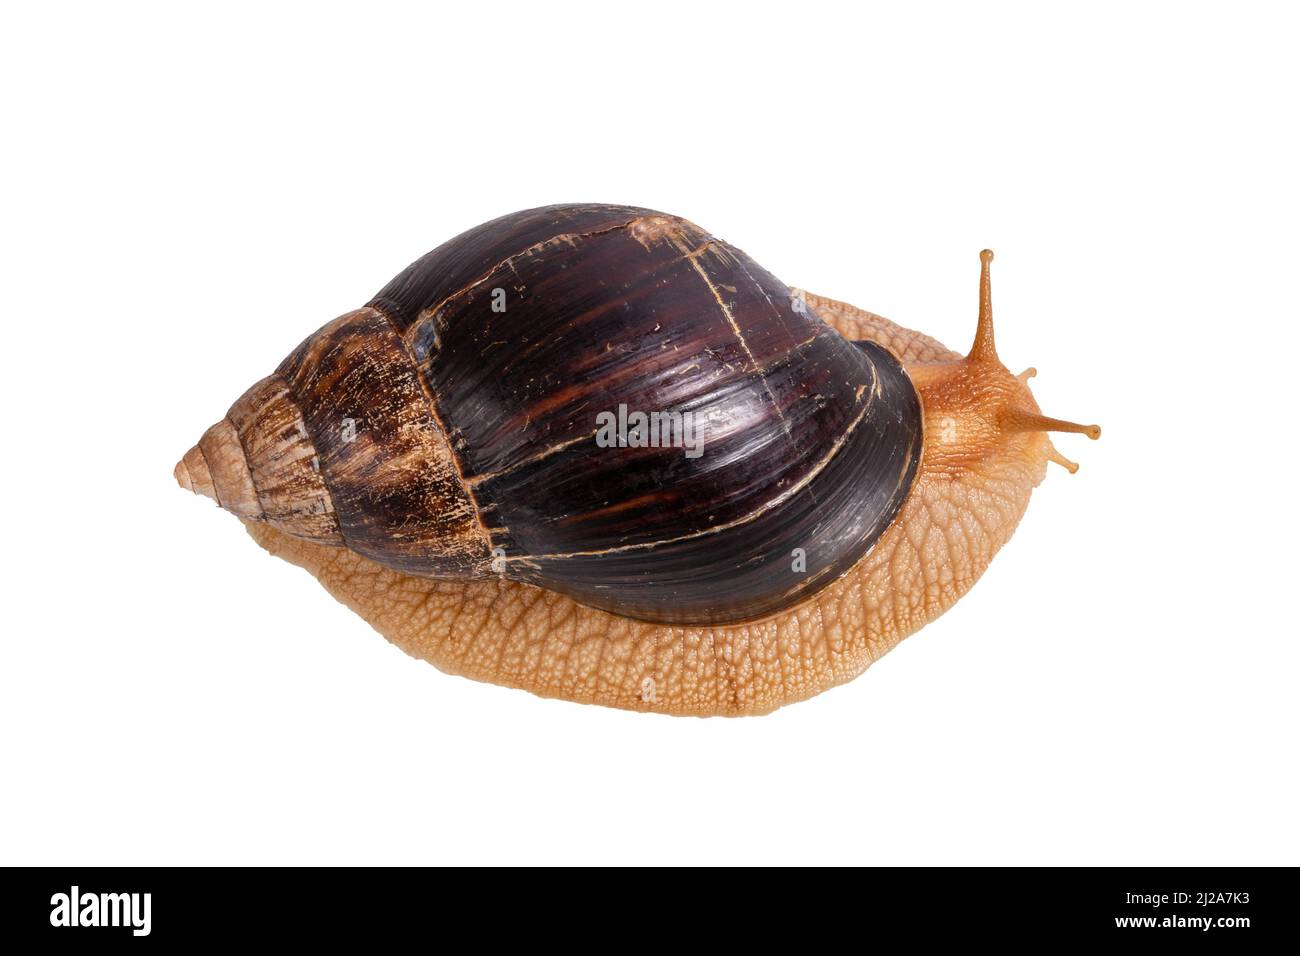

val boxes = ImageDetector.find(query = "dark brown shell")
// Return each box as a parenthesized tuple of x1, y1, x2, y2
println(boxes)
(205, 204, 923, 626)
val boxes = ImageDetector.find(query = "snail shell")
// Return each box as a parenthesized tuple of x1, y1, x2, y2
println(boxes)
(178, 204, 921, 625)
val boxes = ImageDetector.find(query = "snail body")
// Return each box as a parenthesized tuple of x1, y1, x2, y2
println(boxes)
(177, 204, 1098, 715)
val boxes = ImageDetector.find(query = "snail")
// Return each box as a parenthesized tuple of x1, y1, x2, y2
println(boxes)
(175, 203, 1098, 716)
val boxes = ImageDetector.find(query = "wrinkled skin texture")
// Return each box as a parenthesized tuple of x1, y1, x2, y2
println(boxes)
(243, 294, 1053, 716)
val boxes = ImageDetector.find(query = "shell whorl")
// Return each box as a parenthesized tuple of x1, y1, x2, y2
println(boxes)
(176, 308, 493, 576)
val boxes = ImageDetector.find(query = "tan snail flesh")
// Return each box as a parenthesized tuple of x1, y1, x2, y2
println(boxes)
(177, 211, 1098, 716)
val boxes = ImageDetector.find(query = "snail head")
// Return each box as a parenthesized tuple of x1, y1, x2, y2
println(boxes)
(907, 249, 1100, 476)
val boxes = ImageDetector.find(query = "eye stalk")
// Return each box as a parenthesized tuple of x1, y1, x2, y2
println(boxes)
(968, 248, 999, 363)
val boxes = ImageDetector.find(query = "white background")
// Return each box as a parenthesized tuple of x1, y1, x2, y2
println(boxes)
(2, 2, 1296, 865)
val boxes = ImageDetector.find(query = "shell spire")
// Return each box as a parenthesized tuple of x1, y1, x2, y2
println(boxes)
(175, 376, 342, 544)
(175, 419, 260, 519)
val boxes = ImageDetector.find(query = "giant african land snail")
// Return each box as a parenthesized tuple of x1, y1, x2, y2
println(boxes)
(177, 204, 1098, 715)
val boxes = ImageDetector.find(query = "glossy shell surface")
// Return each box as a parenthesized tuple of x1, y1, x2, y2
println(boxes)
(349, 204, 923, 624)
